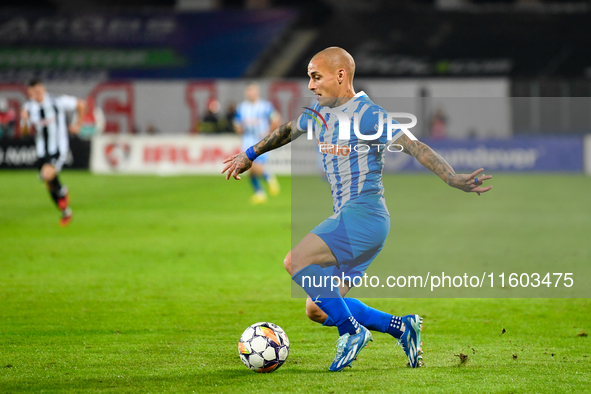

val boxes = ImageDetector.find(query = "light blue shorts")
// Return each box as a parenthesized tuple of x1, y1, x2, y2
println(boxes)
(311, 196, 390, 282)
(253, 153, 269, 164)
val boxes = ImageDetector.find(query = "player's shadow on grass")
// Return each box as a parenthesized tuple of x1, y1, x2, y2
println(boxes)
(215, 364, 388, 376)
(214, 366, 320, 376)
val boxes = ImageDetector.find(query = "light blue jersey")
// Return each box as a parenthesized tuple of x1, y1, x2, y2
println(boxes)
(295, 92, 402, 271)
(234, 99, 276, 152)
(297, 91, 402, 214)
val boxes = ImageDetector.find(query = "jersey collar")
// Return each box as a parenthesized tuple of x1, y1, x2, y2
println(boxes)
(326, 90, 366, 111)
(39, 94, 51, 106)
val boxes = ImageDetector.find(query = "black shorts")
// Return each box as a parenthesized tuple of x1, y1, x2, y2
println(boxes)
(36, 153, 60, 172)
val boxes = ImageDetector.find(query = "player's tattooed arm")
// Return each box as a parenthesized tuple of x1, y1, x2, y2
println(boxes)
(222, 119, 303, 180)
(395, 134, 493, 195)
(252, 119, 303, 156)
(396, 134, 456, 184)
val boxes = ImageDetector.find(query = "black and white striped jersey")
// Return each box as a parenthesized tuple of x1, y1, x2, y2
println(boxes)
(23, 94, 77, 171)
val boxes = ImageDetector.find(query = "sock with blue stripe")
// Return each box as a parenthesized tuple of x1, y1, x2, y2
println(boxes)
(322, 298, 404, 338)
(292, 264, 359, 336)
(250, 175, 263, 193)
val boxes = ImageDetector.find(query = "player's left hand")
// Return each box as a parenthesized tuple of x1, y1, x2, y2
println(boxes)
(221, 152, 252, 180)
(69, 123, 81, 134)
(449, 168, 493, 196)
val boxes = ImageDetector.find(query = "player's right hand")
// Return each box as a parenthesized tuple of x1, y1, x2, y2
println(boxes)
(20, 108, 29, 123)
(221, 152, 252, 180)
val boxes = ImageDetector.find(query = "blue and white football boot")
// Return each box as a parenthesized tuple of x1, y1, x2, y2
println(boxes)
(329, 325, 373, 372)
(397, 314, 423, 368)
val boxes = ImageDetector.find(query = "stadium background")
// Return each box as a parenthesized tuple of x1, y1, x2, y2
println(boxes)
(1, 0, 590, 392)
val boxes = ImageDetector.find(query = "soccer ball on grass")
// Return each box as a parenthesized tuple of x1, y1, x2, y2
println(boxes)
(238, 322, 289, 373)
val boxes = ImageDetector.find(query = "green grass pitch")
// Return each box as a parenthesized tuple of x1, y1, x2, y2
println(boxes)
(1, 171, 590, 393)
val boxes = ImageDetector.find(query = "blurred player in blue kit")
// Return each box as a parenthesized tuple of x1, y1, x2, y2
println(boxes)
(222, 47, 493, 371)
(233, 82, 282, 204)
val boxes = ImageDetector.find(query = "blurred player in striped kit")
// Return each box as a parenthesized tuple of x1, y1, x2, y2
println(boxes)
(233, 82, 282, 204)
(21, 79, 86, 226)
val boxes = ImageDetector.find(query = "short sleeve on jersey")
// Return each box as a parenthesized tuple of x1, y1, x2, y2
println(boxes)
(265, 101, 274, 119)
(56, 95, 78, 112)
(296, 101, 320, 132)
(296, 111, 313, 132)
(233, 105, 242, 124)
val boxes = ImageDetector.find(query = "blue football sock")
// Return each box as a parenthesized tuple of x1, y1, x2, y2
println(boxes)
(323, 298, 404, 338)
(292, 265, 359, 336)
(387, 315, 404, 339)
(262, 172, 271, 182)
(250, 175, 263, 193)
